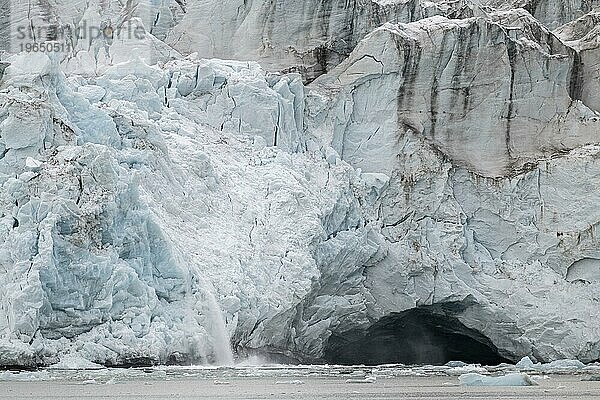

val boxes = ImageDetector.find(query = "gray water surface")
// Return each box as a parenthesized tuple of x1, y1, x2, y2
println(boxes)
(1, 364, 600, 399)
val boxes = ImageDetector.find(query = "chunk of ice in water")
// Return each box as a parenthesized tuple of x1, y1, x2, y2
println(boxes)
(345, 376, 376, 384)
(0, 371, 51, 381)
(445, 361, 467, 368)
(516, 356, 536, 369)
(459, 373, 538, 386)
(516, 357, 585, 372)
(544, 359, 585, 371)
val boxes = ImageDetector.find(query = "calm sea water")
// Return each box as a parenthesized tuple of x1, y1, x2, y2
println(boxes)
(1, 364, 600, 399)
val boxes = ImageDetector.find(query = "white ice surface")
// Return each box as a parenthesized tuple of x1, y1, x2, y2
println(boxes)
(0, 52, 380, 366)
(49, 355, 104, 370)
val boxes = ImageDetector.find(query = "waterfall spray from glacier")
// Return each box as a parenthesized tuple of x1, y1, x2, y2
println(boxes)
(205, 290, 235, 365)
(184, 266, 234, 365)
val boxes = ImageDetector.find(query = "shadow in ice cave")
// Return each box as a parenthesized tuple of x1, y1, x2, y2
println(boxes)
(324, 302, 511, 365)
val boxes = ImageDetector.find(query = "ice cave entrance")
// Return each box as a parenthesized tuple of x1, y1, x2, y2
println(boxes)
(324, 304, 511, 365)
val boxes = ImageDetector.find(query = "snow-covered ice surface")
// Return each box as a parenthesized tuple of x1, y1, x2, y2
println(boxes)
(1, 0, 600, 369)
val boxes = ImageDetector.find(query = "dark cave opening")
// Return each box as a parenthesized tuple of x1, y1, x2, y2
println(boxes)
(324, 303, 511, 366)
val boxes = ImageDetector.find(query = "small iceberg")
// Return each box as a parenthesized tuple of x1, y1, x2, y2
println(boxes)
(545, 359, 585, 370)
(459, 372, 538, 387)
(345, 376, 376, 384)
(516, 356, 585, 372)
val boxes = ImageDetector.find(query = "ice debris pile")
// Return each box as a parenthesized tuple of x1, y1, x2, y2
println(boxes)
(0, 0, 600, 367)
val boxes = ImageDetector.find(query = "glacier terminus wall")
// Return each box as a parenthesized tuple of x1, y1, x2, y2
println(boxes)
(0, 0, 599, 367)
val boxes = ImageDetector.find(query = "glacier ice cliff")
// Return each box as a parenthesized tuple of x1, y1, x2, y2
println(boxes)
(0, 0, 599, 367)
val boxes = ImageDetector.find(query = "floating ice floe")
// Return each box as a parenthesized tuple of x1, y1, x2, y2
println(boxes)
(459, 373, 538, 387)
(345, 376, 376, 384)
(0, 371, 51, 381)
(516, 357, 586, 372)
(445, 361, 467, 368)
(446, 365, 488, 376)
